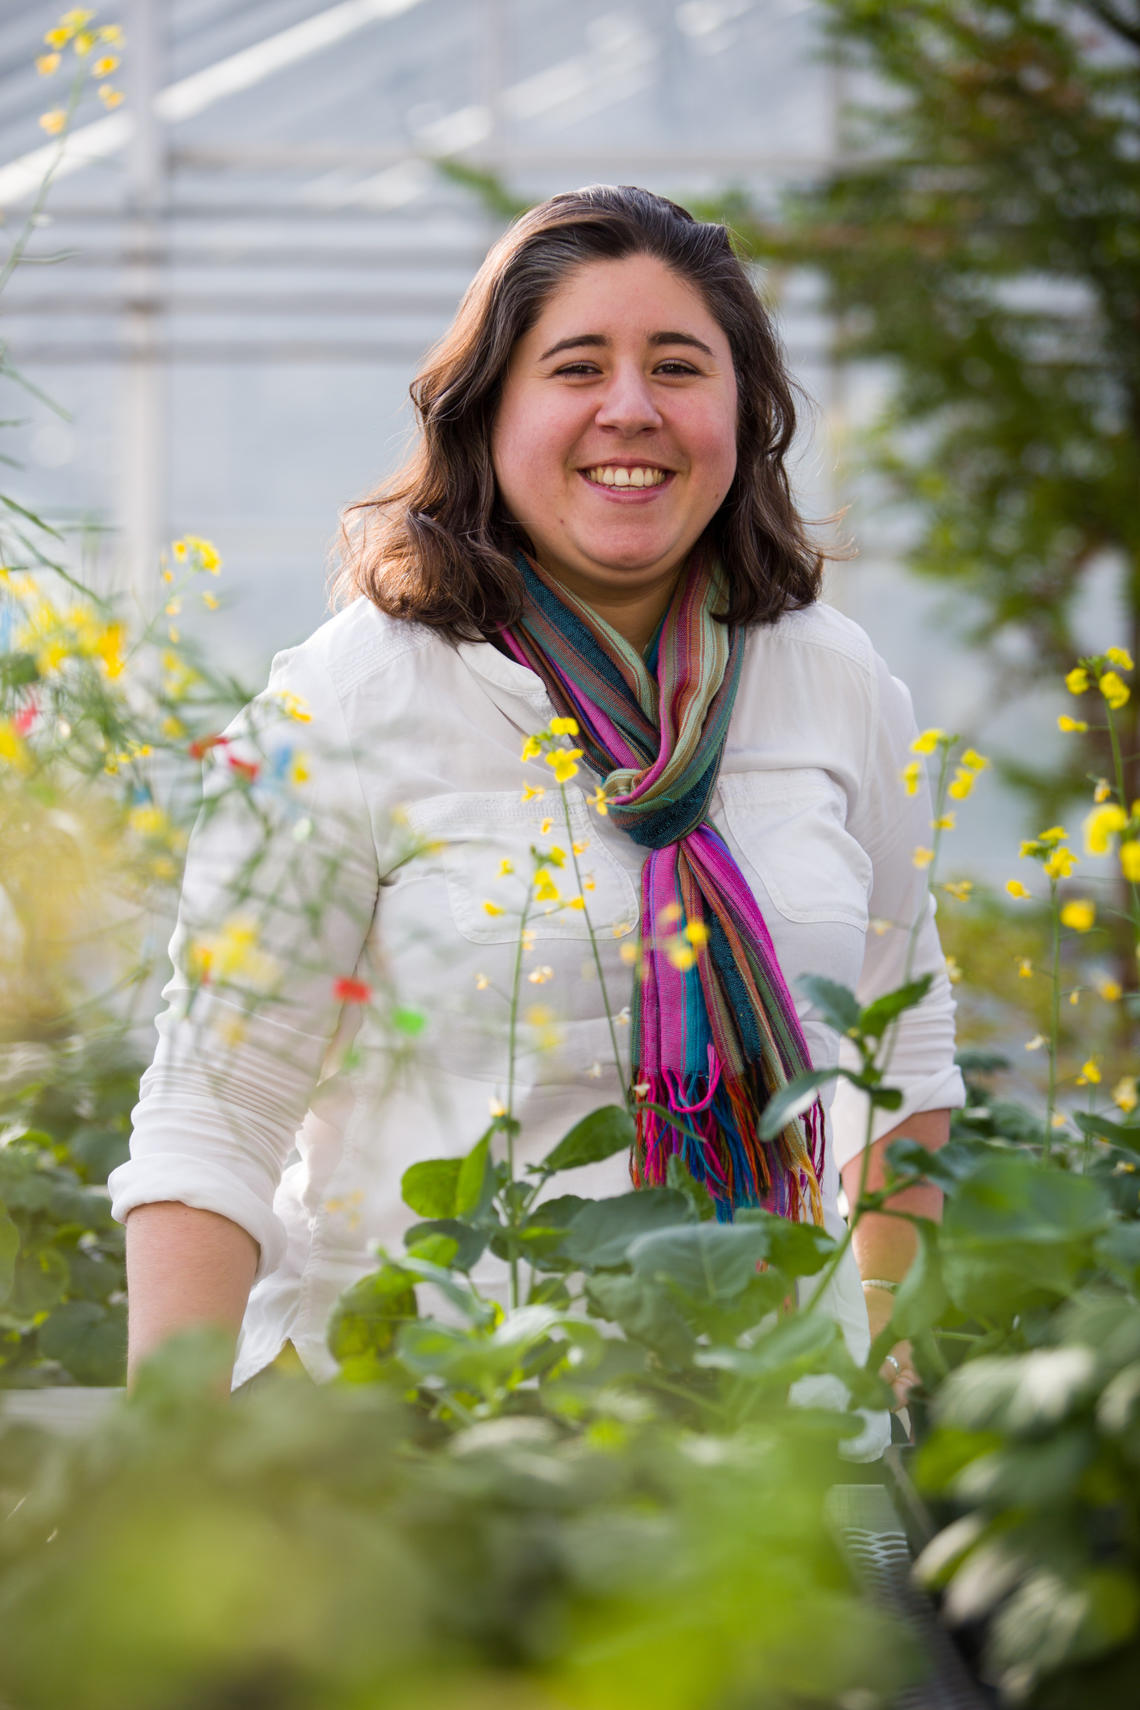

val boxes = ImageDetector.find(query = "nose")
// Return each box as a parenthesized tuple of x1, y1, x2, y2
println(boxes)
(594, 363, 663, 434)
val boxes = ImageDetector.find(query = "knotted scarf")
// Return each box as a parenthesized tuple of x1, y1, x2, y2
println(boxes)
(499, 550, 825, 1226)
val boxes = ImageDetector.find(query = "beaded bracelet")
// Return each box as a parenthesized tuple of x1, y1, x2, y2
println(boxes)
(860, 1278, 899, 1293)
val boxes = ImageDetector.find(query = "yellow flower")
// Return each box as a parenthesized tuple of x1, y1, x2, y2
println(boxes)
(572, 839, 589, 855)
(39, 110, 66, 134)
(932, 812, 956, 830)
(91, 54, 119, 75)
(545, 747, 583, 784)
(1057, 715, 1088, 733)
(98, 24, 124, 43)
(1076, 1057, 1102, 1087)
(947, 769, 974, 800)
(0, 720, 32, 774)
(60, 9, 95, 28)
(1098, 979, 1123, 1002)
(549, 716, 579, 736)
(587, 785, 609, 817)
(539, 817, 553, 835)
(1043, 846, 1077, 880)
(533, 870, 561, 904)
(683, 920, 709, 946)
(172, 539, 188, 561)
(474, 972, 489, 990)
(667, 944, 697, 971)
(497, 858, 513, 877)
(488, 1097, 508, 1118)
(1025, 1035, 1046, 1052)
(1060, 898, 1095, 932)
(193, 537, 221, 572)
(482, 900, 505, 917)
(912, 845, 934, 869)
(128, 804, 167, 839)
(165, 598, 181, 617)
(1066, 666, 1090, 694)
(901, 760, 922, 797)
(960, 748, 989, 772)
(1070, 989, 1081, 1007)
(1039, 826, 1068, 845)
(73, 31, 95, 56)
(1113, 1076, 1138, 1115)
(527, 965, 554, 984)
(1006, 879, 1032, 900)
(619, 942, 640, 965)
(275, 690, 311, 723)
(290, 756, 310, 787)
(43, 28, 71, 49)
(942, 879, 972, 901)
(566, 895, 586, 911)
(167, 626, 180, 645)
(546, 845, 566, 868)
(1017, 957, 1033, 978)
(36, 52, 61, 74)
(521, 735, 543, 762)
(521, 784, 545, 803)
(99, 83, 124, 107)
(1123, 841, 1140, 881)
(1095, 778, 1112, 803)
(910, 728, 945, 755)
(202, 591, 219, 611)
(1100, 670, 1130, 710)
(945, 955, 962, 984)
(1084, 803, 1128, 855)
(1106, 647, 1134, 671)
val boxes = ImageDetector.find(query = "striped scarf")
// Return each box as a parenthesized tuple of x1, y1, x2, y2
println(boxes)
(500, 551, 824, 1226)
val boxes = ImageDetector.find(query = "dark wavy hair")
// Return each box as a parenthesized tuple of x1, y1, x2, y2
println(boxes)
(330, 184, 837, 637)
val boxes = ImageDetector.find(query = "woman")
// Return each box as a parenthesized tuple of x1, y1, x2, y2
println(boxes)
(111, 187, 964, 1446)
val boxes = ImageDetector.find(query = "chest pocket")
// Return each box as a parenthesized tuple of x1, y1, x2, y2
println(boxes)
(716, 770, 872, 929)
(401, 789, 640, 946)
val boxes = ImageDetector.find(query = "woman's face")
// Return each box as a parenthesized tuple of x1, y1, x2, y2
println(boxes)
(491, 253, 738, 616)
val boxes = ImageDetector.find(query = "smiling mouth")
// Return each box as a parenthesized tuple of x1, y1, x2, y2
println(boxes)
(580, 465, 673, 490)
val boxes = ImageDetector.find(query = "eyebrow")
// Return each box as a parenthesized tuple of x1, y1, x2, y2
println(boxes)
(537, 330, 716, 362)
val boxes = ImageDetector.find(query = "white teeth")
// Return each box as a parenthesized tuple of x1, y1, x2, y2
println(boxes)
(584, 466, 668, 488)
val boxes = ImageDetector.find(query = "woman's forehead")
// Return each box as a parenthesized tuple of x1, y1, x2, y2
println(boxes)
(520, 255, 726, 349)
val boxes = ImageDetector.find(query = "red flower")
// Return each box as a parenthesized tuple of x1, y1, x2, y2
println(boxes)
(227, 754, 260, 782)
(13, 700, 37, 736)
(188, 734, 228, 760)
(333, 977, 372, 1005)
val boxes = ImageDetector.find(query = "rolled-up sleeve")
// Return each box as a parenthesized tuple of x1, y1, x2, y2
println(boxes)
(108, 643, 380, 1281)
(828, 650, 966, 1170)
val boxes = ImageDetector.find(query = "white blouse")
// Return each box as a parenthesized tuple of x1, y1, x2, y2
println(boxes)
(109, 594, 964, 1452)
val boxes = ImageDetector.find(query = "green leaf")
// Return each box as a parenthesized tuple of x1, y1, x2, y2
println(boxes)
(883, 1135, 978, 1191)
(403, 1218, 487, 1272)
(6, 1245, 68, 1320)
(734, 1207, 837, 1279)
(858, 975, 933, 1038)
(665, 1152, 716, 1221)
(0, 1207, 17, 1308)
(869, 1220, 947, 1359)
(628, 1220, 774, 1304)
(490, 1195, 589, 1269)
(757, 1067, 844, 1140)
(1074, 1110, 1140, 1155)
(326, 1262, 419, 1369)
(540, 1105, 635, 1173)
(456, 1131, 492, 1216)
(696, 1311, 838, 1379)
(400, 1157, 462, 1219)
(565, 1189, 693, 1271)
(37, 1300, 126, 1386)
(585, 1271, 695, 1367)
(798, 975, 862, 1035)
(941, 1156, 1112, 1321)
(405, 1232, 459, 1269)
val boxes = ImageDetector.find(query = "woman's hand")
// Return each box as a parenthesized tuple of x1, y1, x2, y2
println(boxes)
(861, 1280, 918, 1412)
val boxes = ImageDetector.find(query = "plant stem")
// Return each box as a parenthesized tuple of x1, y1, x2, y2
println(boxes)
(1044, 876, 1061, 1156)
(558, 783, 631, 1103)
(503, 888, 533, 1311)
